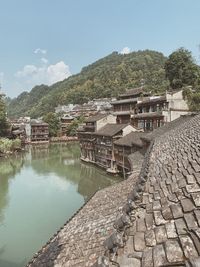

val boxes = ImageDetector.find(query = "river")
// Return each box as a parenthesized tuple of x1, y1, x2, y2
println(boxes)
(0, 143, 122, 267)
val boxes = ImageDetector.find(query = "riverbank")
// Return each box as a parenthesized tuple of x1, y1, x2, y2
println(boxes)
(50, 136, 78, 142)
(0, 138, 22, 157)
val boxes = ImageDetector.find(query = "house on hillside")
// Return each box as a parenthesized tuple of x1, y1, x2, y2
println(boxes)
(132, 90, 190, 131)
(111, 87, 149, 124)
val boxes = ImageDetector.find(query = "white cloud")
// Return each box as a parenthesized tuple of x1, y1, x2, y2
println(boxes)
(15, 65, 38, 78)
(15, 61, 71, 87)
(120, 47, 131, 54)
(41, 57, 48, 64)
(34, 48, 47, 55)
(47, 61, 70, 84)
(0, 72, 4, 83)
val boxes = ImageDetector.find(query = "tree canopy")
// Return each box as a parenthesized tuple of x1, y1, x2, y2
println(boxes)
(0, 95, 8, 137)
(165, 48, 200, 89)
(43, 112, 60, 137)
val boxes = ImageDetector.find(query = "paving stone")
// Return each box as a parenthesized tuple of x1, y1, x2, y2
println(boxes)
(170, 203, 183, 219)
(165, 221, 177, 238)
(186, 174, 196, 184)
(153, 200, 161, 211)
(165, 239, 184, 262)
(145, 213, 154, 230)
(186, 184, 200, 193)
(142, 249, 153, 267)
(191, 193, 200, 207)
(153, 211, 167, 226)
(153, 244, 167, 267)
(154, 225, 167, 244)
(162, 206, 173, 220)
(137, 218, 146, 232)
(194, 210, 200, 226)
(175, 218, 187, 235)
(145, 230, 156, 247)
(117, 255, 141, 267)
(134, 232, 146, 252)
(180, 198, 195, 212)
(184, 212, 198, 229)
(179, 235, 198, 258)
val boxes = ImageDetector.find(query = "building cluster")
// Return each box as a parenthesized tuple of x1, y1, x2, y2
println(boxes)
(11, 118, 49, 144)
(78, 87, 191, 174)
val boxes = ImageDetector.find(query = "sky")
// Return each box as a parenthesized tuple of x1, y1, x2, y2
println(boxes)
(0, 0, 200, 98)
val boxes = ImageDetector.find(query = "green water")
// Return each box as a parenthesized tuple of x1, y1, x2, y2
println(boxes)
(0, 143, 122, 267)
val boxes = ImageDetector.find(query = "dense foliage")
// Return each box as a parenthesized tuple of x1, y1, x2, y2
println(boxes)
(0, 95, 9, 136)
(43, 112, 60, 137)
(8, 50, 169, 118)
(165, 48, 200, 89)
(0, 138, 21, 154)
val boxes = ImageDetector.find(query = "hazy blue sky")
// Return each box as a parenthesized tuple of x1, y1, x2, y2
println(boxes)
(0, 0, 200, 97)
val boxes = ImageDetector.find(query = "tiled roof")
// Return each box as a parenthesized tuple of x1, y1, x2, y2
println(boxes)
(142, 114, 195, 143)
(137, 95, 166, 105)
(132, 111, 164, 119)
(27, 113, 200, 267)
(114, 131, 146, 148)
(112, 112, 200, 266)
(119, 87, 145, 97)
(85, 113, 107, 123)
(93, 123, 129, 137)
(111, 98, 137, 105)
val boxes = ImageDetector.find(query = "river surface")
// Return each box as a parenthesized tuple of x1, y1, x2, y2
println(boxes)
(0, 143, 122, 267)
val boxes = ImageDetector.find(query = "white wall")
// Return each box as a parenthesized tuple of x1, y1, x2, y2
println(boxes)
(166, 90, 189, 110)
(97, 114, 116, 131)
(122, 125, 137, 136)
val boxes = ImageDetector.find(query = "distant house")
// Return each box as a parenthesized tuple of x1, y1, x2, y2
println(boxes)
(26, 120, 49, 143)
(60, 114, 75, 136)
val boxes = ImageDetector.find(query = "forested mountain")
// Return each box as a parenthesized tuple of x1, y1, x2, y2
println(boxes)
(8, 50, 169, 118)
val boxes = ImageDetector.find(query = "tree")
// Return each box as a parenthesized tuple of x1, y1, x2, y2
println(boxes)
(165, 48, 200, 89)
(0, 94, 8, 137)
(43, 112, 60, 137)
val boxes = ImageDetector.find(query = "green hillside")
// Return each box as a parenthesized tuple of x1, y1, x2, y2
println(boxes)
(8, 50, 169, 118)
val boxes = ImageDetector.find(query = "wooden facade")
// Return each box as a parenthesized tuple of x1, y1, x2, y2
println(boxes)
(31, 122, 49, 142)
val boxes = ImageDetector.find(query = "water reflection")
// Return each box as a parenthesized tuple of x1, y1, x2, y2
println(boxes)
(0, 143, 121, 267)
(0, 156, 24, 223)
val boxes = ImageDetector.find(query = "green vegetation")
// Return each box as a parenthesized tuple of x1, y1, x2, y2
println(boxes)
(8, 50, 169, 118)
(66, 116, 85, 136)
(7, 48, 200, 116)
(43, 112, 60, 137)
(0, 94, 9, 136)
(165, 48, 200, 89)
(0, 138, 21, 154)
